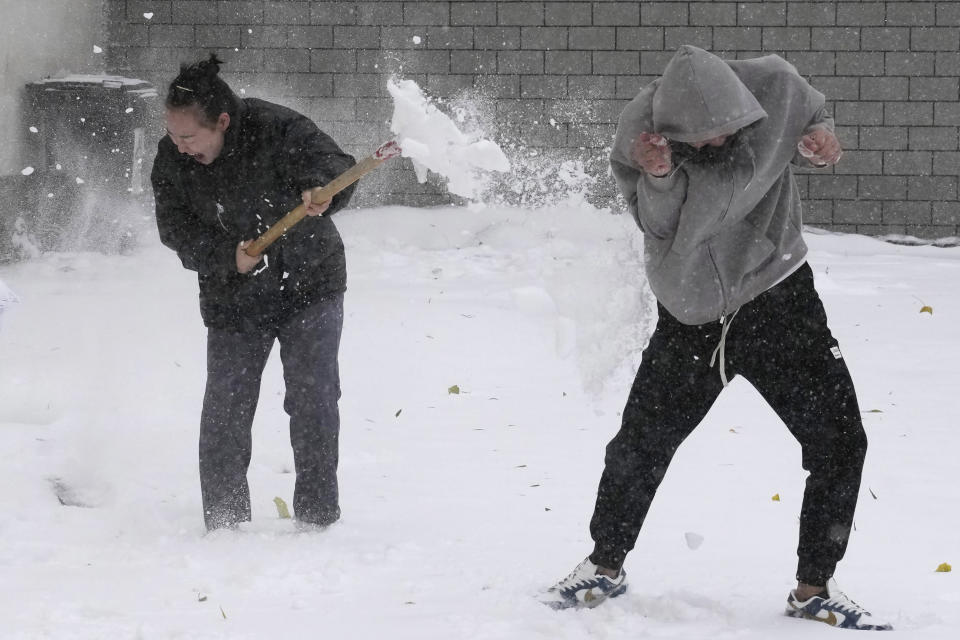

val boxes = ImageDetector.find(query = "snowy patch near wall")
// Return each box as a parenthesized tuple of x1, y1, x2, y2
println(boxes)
(387, 77, 510, 200)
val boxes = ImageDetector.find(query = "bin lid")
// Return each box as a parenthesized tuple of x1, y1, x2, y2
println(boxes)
(28, 74, 158, 99)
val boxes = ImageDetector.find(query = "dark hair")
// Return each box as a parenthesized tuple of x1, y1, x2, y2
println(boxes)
(165, 53, 238, 127)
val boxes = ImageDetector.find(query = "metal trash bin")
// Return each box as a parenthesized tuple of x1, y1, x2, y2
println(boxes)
(21, 74, 160, 254)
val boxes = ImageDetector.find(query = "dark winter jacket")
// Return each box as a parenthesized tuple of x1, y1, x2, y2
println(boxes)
(152, 98, 356, 332)
(610, 45, 833, 325)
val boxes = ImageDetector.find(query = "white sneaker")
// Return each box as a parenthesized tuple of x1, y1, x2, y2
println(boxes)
(786, 578, 893, 630)
(542, 557, 628, 610)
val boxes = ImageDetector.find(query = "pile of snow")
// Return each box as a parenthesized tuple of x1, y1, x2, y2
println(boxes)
(1, 204, 958, 638)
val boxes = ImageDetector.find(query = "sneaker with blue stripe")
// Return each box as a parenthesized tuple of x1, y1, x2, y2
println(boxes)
(542, 557, 628, 610)
(786, 578, 893, 630)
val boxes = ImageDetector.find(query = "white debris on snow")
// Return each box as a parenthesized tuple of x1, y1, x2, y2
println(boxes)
(387, 77, 510, 200)
(21, 167, 34, 176)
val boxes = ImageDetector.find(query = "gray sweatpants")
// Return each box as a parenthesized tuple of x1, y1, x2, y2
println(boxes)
(199, 294, 344, 530)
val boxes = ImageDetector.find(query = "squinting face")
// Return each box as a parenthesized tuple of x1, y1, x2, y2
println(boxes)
(165, 107, 229, 165)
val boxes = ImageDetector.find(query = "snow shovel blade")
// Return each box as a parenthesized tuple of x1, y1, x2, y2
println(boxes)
(244, 140, 403, 257)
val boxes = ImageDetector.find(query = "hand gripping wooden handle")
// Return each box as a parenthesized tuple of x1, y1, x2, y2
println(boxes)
(244, 140, 403, 257)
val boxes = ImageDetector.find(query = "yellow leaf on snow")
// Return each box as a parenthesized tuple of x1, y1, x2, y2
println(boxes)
(448, 384, 461, 395)
(771, 493, 781, 502)
(920, 305, 933, 314)
(273, 496, 291, 519)
(935, 562, 952, 573)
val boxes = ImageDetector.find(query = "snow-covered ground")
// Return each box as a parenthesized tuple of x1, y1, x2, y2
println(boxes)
(1, 203, 957, 639)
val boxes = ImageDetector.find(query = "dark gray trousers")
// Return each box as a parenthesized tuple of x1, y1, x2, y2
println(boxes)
(589, 264, 868, 586)
(199, 294, 344, 530)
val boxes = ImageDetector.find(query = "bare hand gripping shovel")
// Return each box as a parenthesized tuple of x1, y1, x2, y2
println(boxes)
(244, 140, 402, 257)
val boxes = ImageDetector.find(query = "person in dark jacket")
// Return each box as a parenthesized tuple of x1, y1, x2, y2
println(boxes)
(544, 46, 891, 631)
(151, 54, 356, 532)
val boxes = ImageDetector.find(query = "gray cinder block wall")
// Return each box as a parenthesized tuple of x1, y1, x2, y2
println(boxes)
(104, 1, 960, 239)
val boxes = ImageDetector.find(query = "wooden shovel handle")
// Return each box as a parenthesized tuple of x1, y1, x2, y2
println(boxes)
(244, 140, 402, 257)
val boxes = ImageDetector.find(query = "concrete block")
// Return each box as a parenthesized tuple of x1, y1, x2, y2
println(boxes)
(616, 75, 656, 100)
(860, 77, 909, 101)
(521, 27, 569, 50)
(265, 48, 310, 73)
(497, 99, 546, 125)
(310, 1, 358, 26)
(311, 49, 358, 73)
(546, 51, 592, 75)
(883, 151, 933, 175)
(905, 224, 957, 239)
(714, 27, 762, 50)
(426, 74, 475, 97)
(426, 26, 475, 49)
(129, 0, 172, 23)
(934, 103, 960, 126)
(264, 1, 310, 25)
(617, 27, 665, 51)
(810, 77, 860, 101)
(356, 50, 385, 73)
(910, 77, 960, 101)
(912, 26, 960, 51)
(545, 2, 591, 27)
(738, 2, 786, 26)
(593, 51, 640, 76)
(832, 150, 883, 175)
(835, 102, 883, 126)
(811, 27, 860, 51)
(642, 2, 688, 26)
(858, 176, 907, 199)
(356, 98, 393, 124)
(883, 201, 931, 224)
(381, 26, 427, 50)
(404, 2, 450, 26)
(836, 52, 885, 76)
(196, 25, 240, 48)
(936, 52, 960, 76)
(690, 3, 737, 27)
(802, 199, 834, 224)
(884, 102, 933, 126)
(835, 200, 882, 224)
(395, 50, 452, 74)
(908, 176, 957, 200)
(909, 127, 959, 151)
(357, 2, 404, 25)
(474, 74, 520, 98)
(499, 2, 545, 26)
(304, 97, 356, 122)
(150, 25, 195, 47)
(938, 2, 960, 26)
(218, 1, 264, 25)
(788, 2, 836, 26)
(885, 52, 935, 76)
(809, 175, 858, 199)
(498, 51, 544, 74)
(784, 52, 835, 76)
(286, 25, 333, 49)
(569, 27, 616, 50)
(933, 201, 960, 224)
(595, 2, 640, 26)
(520, 75, 568, 98)
(762, 27, 811, 51)
(665, 27, 714, 51)
(451, 50, 498, 74)
(173, 1, 218, 24)
(860, 127, 907, 150)
(475, 27, 521, 49)
(569, 75, 617, 99)
(567, 123, 616, 148)
(886, 2, 936, 26)
(451, 2, 496, 26)
(333, 26, 381, 49)
(517, 122, 568, 147)
(244, 26, 291, 48)
(861, 27, 911, 51)
(836, 2, 885, 26)
(334, 74, 384, 98)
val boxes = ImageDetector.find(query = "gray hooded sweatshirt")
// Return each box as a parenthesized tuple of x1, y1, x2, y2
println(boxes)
(610, 45, 833, 325)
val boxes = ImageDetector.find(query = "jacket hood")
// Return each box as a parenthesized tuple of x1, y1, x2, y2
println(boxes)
(653, 45, 767, 143)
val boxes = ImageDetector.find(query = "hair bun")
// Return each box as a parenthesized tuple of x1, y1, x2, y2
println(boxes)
(197, 53, 223, 78)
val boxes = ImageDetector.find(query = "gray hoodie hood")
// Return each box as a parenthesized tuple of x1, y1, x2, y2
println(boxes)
(610, 47, 832, 325)
(653, 45, 768, 143)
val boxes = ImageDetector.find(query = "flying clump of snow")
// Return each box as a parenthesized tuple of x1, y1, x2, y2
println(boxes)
(387, 77, 511, 201)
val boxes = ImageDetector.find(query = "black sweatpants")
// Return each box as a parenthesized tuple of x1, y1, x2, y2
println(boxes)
(199, 293, 344, 530)
(589, 264, 867, 586)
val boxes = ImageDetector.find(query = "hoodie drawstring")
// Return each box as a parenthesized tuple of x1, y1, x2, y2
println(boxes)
(709, 309, 739, 387)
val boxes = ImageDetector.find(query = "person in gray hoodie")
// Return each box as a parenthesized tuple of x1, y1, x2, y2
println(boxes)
(544, 46, 891, 631)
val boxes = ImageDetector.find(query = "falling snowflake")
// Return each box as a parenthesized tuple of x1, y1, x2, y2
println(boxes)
(29, 126, 38, 133)
(412, 36, 422, 44)
(76, 177, 85, 184)
(143, 12, 154, 20)
(93, 45, 103, 53)
(21, 167, 34, 176)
